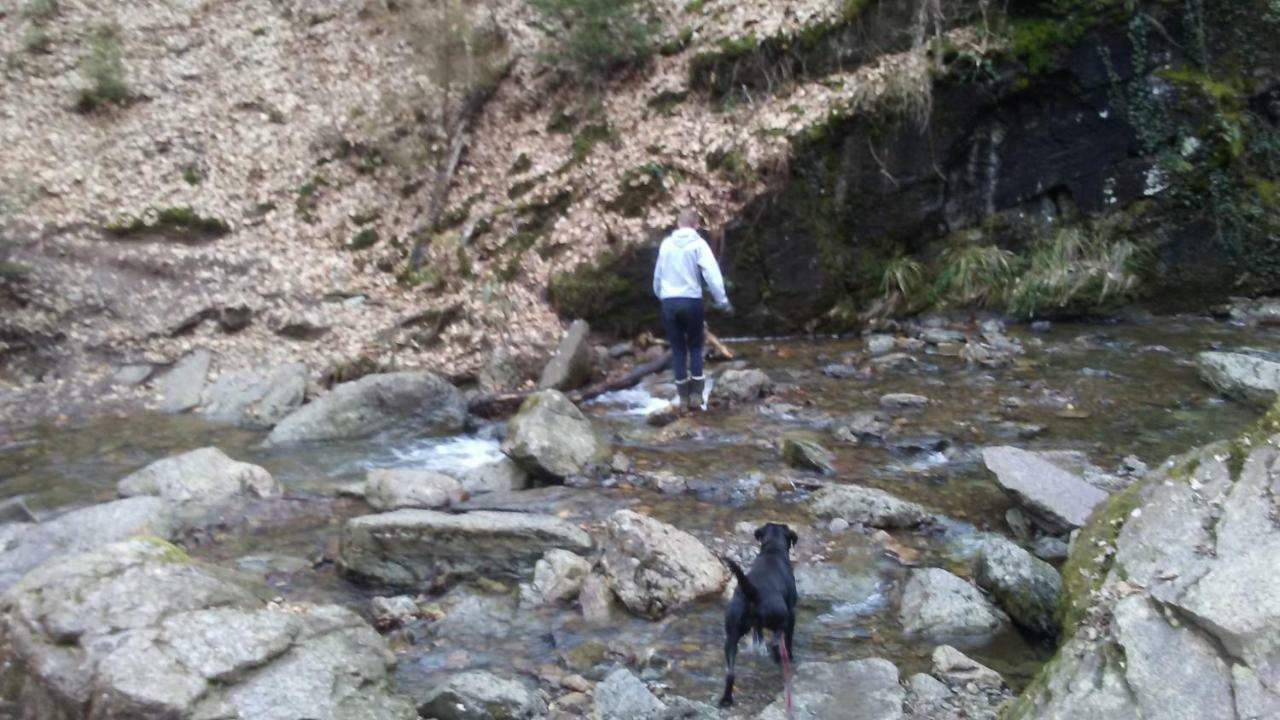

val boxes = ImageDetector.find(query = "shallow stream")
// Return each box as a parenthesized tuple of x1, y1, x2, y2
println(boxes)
(1, 314, 1273, 714)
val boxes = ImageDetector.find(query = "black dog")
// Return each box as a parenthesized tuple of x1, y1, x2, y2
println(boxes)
(719, 522, 798, 708)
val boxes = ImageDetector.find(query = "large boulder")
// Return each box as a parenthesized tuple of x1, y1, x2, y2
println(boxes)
(898, 568, 1008, 640)
(501, 390, 605, 479)
(973, 535, 1061, 637)
(117, 447, 282, 525)
(0, 497, 173, 591)
(416, 670, 547, 720)
(199, 362, 308, 428)
(712, 368, 774, 402)
(0, 539, 417, 719)
(1196, 350, 1280, 407)
(160, 348, 212, 413)
(538, 319, 594, 391)
(600, 510, 727, 619)
(265, 371, 465, 445)
(757, 658, 904, 720)
(982, 446, 1109, 533)
(810, 484, 933, 529)
(593, 668, 666, 720)
(1007, 431, 1280, 720)
(782, 434, 836, 475)
(339, 509, 592, 587)
(461, 457, 532, 494)
(363, 468, 466, 511)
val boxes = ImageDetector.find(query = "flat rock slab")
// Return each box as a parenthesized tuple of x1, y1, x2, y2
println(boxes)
(117, 447, 281, 525)
(899, 568, 1008, 640)
(1196, 350, 1280, 407)
(810, 483, 933, 529)
(200, 362, 307, 428)
(757, 658, 904, 720)
(537, 318, 593, 391)
(339, 509, 592, 587)
(266, 371, 465, 445)
(983, 446, 1109, 532)
(160, 349, 212, 413)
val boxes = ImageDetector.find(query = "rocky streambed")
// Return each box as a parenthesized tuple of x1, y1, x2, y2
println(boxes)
(1, 311, 1278, 719)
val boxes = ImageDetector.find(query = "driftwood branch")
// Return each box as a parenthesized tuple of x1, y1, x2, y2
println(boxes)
(469, 351, 672, 419)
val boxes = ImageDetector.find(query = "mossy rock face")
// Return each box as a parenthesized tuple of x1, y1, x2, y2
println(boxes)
(549, 244, 661, 337)
(104, 206, 231, 243)
(605, 164, 670, 218)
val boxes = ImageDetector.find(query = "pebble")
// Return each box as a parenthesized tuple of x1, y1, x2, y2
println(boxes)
(828, 517, 850, 533)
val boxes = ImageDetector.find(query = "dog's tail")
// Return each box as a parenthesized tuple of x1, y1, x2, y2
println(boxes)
(719, 555, 759, 604)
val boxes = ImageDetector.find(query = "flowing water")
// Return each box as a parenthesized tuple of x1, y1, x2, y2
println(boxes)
(0, 315, 1274, 713)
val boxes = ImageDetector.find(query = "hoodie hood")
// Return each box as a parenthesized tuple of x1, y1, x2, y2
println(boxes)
(669, 227, 702, 248)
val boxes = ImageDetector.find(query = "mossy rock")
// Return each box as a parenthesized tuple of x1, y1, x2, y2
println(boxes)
(104, 206, 230, 242)
(548, 245, 660, 337)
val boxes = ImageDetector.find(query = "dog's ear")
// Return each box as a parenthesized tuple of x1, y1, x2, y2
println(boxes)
(785, 526, 798, 548)
(754, 525, 767, 542)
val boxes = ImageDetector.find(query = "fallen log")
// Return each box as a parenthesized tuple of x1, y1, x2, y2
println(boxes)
(706, 330, 734, 360)
(468, 351, 672, 419)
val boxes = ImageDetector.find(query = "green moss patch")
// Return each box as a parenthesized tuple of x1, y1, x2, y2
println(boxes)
(348, 227, 379, 251)
(104, 206, 230, 242)
(1057, 479, 1144, 633)
(606, 163, 670, 217)
(548, 246, 660, 336)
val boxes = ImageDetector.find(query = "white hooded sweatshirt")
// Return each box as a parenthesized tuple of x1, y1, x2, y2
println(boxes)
(652, 227, 729, 307)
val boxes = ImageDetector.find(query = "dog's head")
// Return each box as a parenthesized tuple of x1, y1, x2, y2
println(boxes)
(754, 522, 798, 552)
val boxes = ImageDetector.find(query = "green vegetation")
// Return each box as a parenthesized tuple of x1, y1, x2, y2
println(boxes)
(22, 0, 58, 21)
(504, 189, 573, 255)
(1007, 227, 1140, 317)
(139, 536, 192, 564)
(76, 24, 130, 112)
(1057, 478, 1145, 632)
(508, 153, 533, 175)
(705, 147, 754, 185)
(646, 89, 689, 115)
(181, 166, 203, 185)
(349, 228, 379, 250)
(530, 0, 654, 87)
(508, 178, 537, 200)
(606, 163, 670, 217)
(549, 251, 657, 335)
(878, 256, 929, 315)
(0, 262, 31, 282)
(104, 206, 230, 241)
(23, 26, 52, 54)
(658, 27, 694, 56)
(295, 176, 326, 222)
(569, 122, 611, 165)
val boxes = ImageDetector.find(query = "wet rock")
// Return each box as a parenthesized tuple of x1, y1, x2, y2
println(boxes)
(112, 364, 154, 387)
(1029, 320, 1051, 333)
(235, 554, 311, 576)
(117, 447, 281, 525)
(757, 658, 903, 720)
(871, 352, 915, 370)
(417, 670, 547, 720)
(1117, 455, 1148, 478)
(931, 645, 1004, 688)
(431, 587, 519, 639)
(0, 539, 416, 719)
(638, 470, 688, 494)
(579, 573, 621, 625)
(1196, 350, 1280, 407)
(593, 668, 666, 720)
(982, 446, 1109, 533)
(795, 564, 882, 605)
(0, 496, 36, 525)
(782, 434, 836, 475)
(991, 421, 1046, 440)
(610, 452, 632, 475)
(600, 510, 727, 619)
(921, 328, 967, 345)
(364, 468, 466, 511)
(973, 535, 1061, 637)
(961, 343, 1013, 368)
(502, 390, 606, 480)
(199, 362, 307, 428)
(811, 484, 933, 529)
(370, 595, 420, 628)
(898, 568, 1008, 640)
(1030, 535, 1069, 562)
(520, 549, 591, 606)
(461, 457, 532, 494)
(907, 672, 951, 705)
(339, 509, 592, 586)
(266, 371, 466, 445)
(836, 411, 891, 444)
(1223, 296, 1280, 326)
(538, 319, 594, 392)
(1004, 508, 1032, 542)
(822, 363, 862, 379)
(712, 368, 774, 402)
(0, 497, 174, 591)
(160, 348, 212, 413)
(866, 334, 897, 356)
(881, 393, 929, 409)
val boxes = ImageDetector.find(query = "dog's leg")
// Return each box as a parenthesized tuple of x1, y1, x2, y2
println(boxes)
(783, 613, 796, 661)
(719, 634, 740, 708)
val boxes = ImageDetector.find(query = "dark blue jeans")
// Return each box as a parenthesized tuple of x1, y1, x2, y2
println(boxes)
(661, 297, 704, 383)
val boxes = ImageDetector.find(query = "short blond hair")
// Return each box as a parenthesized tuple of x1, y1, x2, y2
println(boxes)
(678, 207, 699, 228)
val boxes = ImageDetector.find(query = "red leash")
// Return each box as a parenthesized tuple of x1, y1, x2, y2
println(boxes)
(779, 637, 794, 718)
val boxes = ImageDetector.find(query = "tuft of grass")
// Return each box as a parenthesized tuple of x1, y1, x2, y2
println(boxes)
(569, 122, 611, 166)
(530, 0, 655, 88)
(879, 255, 929, 314)
(1007, 227, 1141, 317)
(934, 244, 1017, 308)
(75, 24, 130, 113)
(349, 228, 379, 250)
(181, 166, 203, 185)
(23, 26, 53, 54)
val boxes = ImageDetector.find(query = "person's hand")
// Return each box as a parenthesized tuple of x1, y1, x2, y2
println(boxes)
(718, 301, 735, 316)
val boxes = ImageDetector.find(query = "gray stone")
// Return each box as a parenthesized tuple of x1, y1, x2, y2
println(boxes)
(0, 497, 174, 591)
(480, 346, 535, 393)
(370, 595, 420, 627)
(112, 364, 153, 387)
(712, 368, 774, 402)
(460, 457, 532, 494)
(837, 411, 891, 444)
(1196, 350, 1280, 407)
(600, 510, 727, 619)
(898, 568, 1008, 640)
(339, 509, 592, 587)
(880, 393, 929, 409)
(1030, 536, 1069, 562)
(200, 362, 307, 428)
(871, 352, 915, 369)
(160, 349, 211, 413)
(921, 328, 967, 344)
(0, 539, 416, 719)
(502, 390, 605, 480)
(117, 447, 281, 525)
(973, 535, 1061, 637)
(757, 658, 904, 720)
(823, 363, 862, 379)
(364, 468, 465, 511)
(982, 446, 1109, 533)
(521, 549, 590, 606)
(866, 334, 897, 356)
(418, 670, 547, 720)
(907, 672, 951, 704)
(266, 371, 465, 445)
(0, 496, 36, 525)
(593, 668, 665, 720)
(795, 564, 882, 605)
(538, 319, 594, 392)
(811, 483, 932, 529)
(931, 645, 1004, 688)
(782, 434, 836, 475)
(579, 572, 621, 625)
